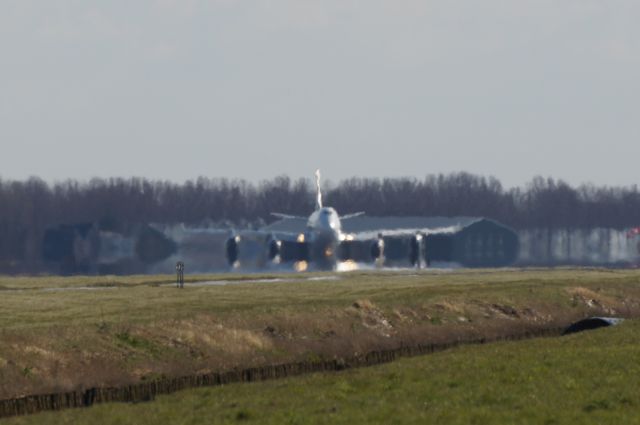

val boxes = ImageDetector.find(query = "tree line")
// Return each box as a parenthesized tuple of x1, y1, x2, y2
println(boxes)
(1, 173, 640, 267)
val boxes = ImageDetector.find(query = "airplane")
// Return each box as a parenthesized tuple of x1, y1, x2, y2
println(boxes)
(225, 170, 426, 271)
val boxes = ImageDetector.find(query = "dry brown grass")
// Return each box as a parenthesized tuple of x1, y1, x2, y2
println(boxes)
(2, 268, 640, 399)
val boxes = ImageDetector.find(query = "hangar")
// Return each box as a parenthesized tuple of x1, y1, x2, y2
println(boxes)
(264, 216, 519, 268)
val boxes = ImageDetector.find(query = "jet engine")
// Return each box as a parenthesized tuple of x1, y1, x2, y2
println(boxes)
(409, 233, 425, 267)
(264, 234, 309, 264)
(370, 236, 385, 261)
(267, 237, 282, 263)
(225, 235, 241, 266)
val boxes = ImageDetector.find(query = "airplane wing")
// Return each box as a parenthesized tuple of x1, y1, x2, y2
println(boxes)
(270, 212, 307, 220)
(340, 211, 365, 220)
(226, 230, 426, 269)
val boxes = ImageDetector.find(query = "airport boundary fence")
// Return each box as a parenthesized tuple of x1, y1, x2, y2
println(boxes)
(0, 324, 566, 419)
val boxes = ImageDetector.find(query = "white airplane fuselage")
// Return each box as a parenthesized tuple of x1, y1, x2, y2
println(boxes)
(307, 207, 342, 237)
(306, 207, 343, 267)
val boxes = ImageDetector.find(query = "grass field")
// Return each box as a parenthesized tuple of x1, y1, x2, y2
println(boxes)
(4, 318, 640, 424)
(1, 268, 640, 404)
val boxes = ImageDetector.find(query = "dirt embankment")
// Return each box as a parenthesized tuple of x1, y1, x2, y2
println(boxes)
(1, 283, 638, 403)
(0, 325, 566, 419)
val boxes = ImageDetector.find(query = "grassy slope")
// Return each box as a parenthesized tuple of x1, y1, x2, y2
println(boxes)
(5, 319, 640, 425)
(2, 268, 639, 327)
(1, 269, 640, 400)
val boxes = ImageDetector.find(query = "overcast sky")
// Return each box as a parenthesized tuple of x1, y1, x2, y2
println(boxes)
(1, 1, 639, 188)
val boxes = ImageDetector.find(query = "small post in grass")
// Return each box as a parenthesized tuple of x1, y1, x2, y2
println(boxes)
(176, 261, 185, 288)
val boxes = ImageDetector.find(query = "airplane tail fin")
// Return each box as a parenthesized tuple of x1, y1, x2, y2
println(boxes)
(315, 169, 323, 210)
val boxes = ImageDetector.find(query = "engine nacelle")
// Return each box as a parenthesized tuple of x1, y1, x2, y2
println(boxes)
(409, 233, 425, 267)
(225, 235, 241, 266)
(370, 237, 385, 261)
(267, 238, 282, 262)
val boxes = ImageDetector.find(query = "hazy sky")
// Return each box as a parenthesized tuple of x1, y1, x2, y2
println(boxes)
(1, 1, 639, 188)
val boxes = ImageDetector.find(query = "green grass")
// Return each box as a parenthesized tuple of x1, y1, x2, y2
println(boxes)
(1, 268, 640, 402)
(5, 319, 640, 424)
(1, 268, 638, 328)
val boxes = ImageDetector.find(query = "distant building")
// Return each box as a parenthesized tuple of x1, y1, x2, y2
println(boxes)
(42, 223, 177, 275)
(39, 216, 519, 274)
